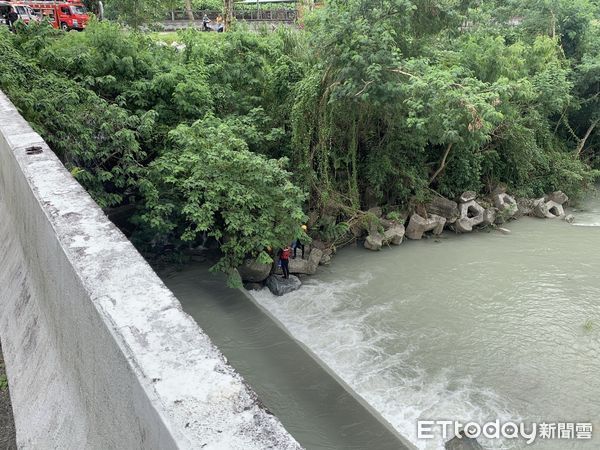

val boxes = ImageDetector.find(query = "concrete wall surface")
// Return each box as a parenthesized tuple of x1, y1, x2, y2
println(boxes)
(0, 91, 300, 449)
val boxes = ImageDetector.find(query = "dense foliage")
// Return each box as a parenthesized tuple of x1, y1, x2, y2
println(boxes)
(292, 0, 599, 219)
(0, 0, 598, 282)
(99, 0, 294, 26)
(0, 22, 306, 284)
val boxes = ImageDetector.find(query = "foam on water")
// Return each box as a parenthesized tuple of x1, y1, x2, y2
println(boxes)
(571, 190, 600, 227)
(571, 214, 600, 227)
(252, 275, 520, 449)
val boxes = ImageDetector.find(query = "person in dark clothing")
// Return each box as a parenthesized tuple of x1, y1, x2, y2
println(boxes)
(292, 239, 304, 259)
(202, 13, 210, 31)
(292, 224, 308, 259)
(278, 246, 291, 279)
(7, 8, 18, 31)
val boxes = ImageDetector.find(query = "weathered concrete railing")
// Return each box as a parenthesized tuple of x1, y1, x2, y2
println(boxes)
(0, 91, 299, 449)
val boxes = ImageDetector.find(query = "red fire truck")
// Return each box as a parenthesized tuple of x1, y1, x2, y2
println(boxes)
(11, 0, 89, 31)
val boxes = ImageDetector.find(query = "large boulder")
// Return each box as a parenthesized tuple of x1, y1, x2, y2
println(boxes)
(426, 197, 459, 224)
(266, 275, 302, 296)
(238, 258, 271, 283)
(364, 233, 384, 251)
(308, 248, 323, 267)
(455, 200, 485, 233)
(533, 198, 565, 219)
(286, 258, 314, 274)
(383, 224, 405, 245)
(405, 213, 446, 240)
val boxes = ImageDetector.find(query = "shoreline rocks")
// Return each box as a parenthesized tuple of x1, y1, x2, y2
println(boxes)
(364, 224, 405, 251)
(455, 199, 485, 233)
(482, 208, 497, 226)
(458, 191, 477, 203)
(384, 224, 405, 245)
(425, 197, 459, 224)
(364, 233, 384, 251)
(246, 189, 574, 294)
(406, 213, 446, 240)
(532, 191, 568, 219)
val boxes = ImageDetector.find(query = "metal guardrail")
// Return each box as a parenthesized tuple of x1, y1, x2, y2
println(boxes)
(167, 9, 297, 22)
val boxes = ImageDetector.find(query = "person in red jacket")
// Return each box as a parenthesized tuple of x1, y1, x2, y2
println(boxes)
(278, 246, 291, 279)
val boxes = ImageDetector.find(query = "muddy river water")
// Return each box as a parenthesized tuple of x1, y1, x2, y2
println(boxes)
(163, 191, 600, 449)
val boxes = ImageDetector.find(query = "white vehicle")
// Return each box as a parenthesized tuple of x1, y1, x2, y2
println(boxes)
(1, 2, 39, 25)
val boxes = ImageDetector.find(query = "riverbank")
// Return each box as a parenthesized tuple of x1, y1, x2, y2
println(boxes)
(240, 189, 573, 295)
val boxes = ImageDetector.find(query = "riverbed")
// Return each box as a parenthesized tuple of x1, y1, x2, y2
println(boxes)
(251, 194, 600, 449)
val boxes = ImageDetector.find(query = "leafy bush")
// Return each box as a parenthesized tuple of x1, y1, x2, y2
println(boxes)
(136, 115, 306, 284)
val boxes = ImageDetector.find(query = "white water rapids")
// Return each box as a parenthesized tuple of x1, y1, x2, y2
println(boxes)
(252, 194, 600, 449)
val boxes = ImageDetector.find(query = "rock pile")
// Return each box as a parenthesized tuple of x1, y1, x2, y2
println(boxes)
(239, 189, 573, 294)
(532, 191, 569, 219)
(364, 224, 405, 251)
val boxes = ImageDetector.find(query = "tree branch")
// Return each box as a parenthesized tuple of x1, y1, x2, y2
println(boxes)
(355, 80, 374, 97)
(388, 68, 417, 78)
(429, 143, 453, 185)
(575, 119, 599, 158)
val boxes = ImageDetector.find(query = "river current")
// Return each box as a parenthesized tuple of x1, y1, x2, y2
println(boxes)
(163, 192, 600, 449)
(251, 192, 600, 449)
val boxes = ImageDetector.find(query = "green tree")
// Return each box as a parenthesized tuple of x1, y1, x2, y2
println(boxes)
(104, 0, 164, 27)
(136, 115, 307, 284)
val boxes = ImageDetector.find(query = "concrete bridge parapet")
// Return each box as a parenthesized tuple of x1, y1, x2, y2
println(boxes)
(0, 90, 300, 449)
